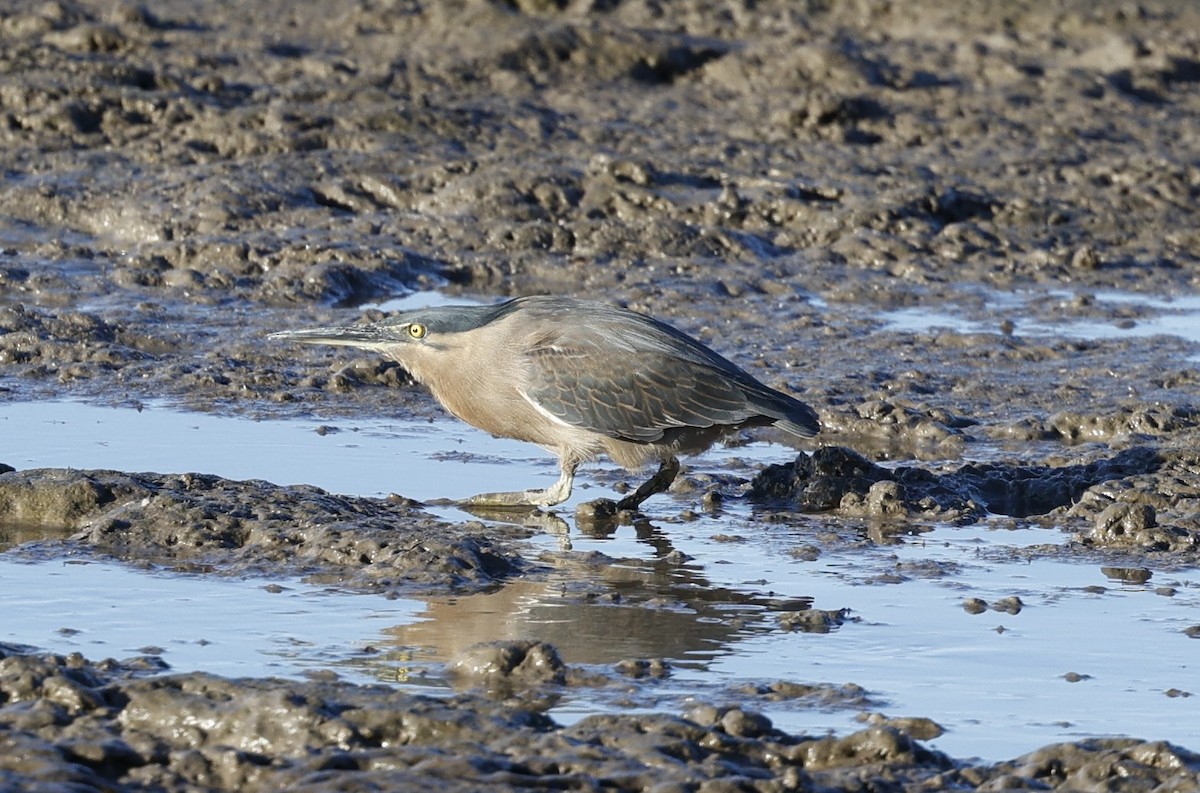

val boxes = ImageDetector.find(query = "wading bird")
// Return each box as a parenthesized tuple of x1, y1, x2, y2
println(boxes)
(272, 296, 819, 511)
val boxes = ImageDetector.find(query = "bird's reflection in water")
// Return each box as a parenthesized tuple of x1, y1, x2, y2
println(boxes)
(453, 503, 572, 547)
(380, 509, 815, 669)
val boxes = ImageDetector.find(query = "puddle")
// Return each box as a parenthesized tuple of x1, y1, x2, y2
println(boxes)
(0, 559, 425, 683)
(511, 516, 1200, 761)
(0, 399, 558, 506)
(880, 289, 1200, 343)
(2, 400, 1199, 762)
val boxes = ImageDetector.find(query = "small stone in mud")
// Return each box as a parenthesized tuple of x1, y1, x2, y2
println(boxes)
(615, 658, 670, 679)
(121, 655, 170, 672)
(778, 608, 849, 633)
(449, 639, 567, 687)
(751, 680, 875, 708)
(962, 597, 988, 614)
(1070, 245, 1101, 270)
(575, 498, 619, 523)
(682, 703, 774, 738)
(720, 707, 774, 738)
(860, 713, 945, 740)
(682, 703, 722, 727)
(303, 669, 339, 682)
(1101, 566, 1152, 584)
(868, 572, 908, 585)
(991, 596, 1024, 615)
(1063, 672, 1093, 683)
(1095, 502, 1157, 534)
(1166, 688, 1192, 698)
(789, 544, 820, 561)
(865, 480, 908, 517)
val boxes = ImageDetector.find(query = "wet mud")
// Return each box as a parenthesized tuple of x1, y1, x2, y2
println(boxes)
(5, 642, 1200, 793)
(4, 0, 1200, 789)
(0, 467, 527, 590)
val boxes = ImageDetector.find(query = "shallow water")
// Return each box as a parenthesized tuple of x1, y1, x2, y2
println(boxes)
(880, 288, 1200, 343)
(0, 399, 552, 503)
(0, 559, 426, 682)
(2, 400, 1199, 762)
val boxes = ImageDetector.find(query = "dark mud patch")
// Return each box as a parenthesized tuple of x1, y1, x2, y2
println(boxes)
(748, 443, 1200, 566)
(0, 0, 1198, 421)
(3, 643, 1199, 793)
(0, 467, 529, 592)
(749, 445, 1164, 521)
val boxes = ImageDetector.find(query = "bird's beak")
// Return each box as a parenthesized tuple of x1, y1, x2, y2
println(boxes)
(268, 324, 388, 349)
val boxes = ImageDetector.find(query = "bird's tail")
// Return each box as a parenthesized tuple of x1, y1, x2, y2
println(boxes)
(775, 413, 820, 438)
(750, 388, 820, 438)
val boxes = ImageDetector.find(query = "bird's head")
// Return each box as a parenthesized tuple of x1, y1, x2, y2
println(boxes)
(269, 301, 521, 382)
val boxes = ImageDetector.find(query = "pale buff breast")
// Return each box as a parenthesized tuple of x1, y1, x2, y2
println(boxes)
(394, 316, 607, 464)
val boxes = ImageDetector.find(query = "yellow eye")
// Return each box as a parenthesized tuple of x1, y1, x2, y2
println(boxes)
(408, 323, 427, 339)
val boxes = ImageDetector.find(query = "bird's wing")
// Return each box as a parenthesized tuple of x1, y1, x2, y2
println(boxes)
(521, 331, 757, 443)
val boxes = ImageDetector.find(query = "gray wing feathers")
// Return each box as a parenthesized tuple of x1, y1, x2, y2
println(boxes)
(522, 318, 819, 442)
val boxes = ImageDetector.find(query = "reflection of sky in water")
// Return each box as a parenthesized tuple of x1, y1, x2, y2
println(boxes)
(880, 290, 1200, 343)
(365, 291, 494, 313)
(0, 561, 424, 682)
(2, 401, 1199, 762)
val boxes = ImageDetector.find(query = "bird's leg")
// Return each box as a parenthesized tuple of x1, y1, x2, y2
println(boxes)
(616, 456, 680, 511)
(460, 462, 576, 509)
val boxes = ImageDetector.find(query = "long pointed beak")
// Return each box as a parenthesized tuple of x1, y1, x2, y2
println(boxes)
(268, 324, 388, 349)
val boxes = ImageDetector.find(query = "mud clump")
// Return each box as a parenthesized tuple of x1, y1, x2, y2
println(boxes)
(749, 446, 1168, 525)
(5, 643, 1199, 792)
(986, 739, 1200, 792)
(1062, 447, 1200, 558)
(778, 607, 851, 634)
(449, 640, 567, 689)
(0, 467, 527, 591)
(1085, 511, 1198, 554)
(731, 681, 876, 710)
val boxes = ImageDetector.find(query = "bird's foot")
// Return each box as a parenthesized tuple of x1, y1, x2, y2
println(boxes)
(459, 488, 564, 510)
(457, 469, 574, 510)
(619, 457, 682, 511)
(576, 457, 682, 524)
(574, 492, 658, 523)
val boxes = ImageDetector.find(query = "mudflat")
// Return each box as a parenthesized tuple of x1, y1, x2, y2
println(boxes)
(3, 0, 1200, 789)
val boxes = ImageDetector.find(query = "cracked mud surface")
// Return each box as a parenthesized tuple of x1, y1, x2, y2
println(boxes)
(3, 0, 1200, 789)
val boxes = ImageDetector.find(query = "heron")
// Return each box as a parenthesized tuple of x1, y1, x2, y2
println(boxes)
(271, 296, 819, 511)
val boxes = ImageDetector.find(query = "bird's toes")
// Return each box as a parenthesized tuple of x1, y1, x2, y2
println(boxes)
(575, 497, 645, 526)
(460, 491, 537, 509)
